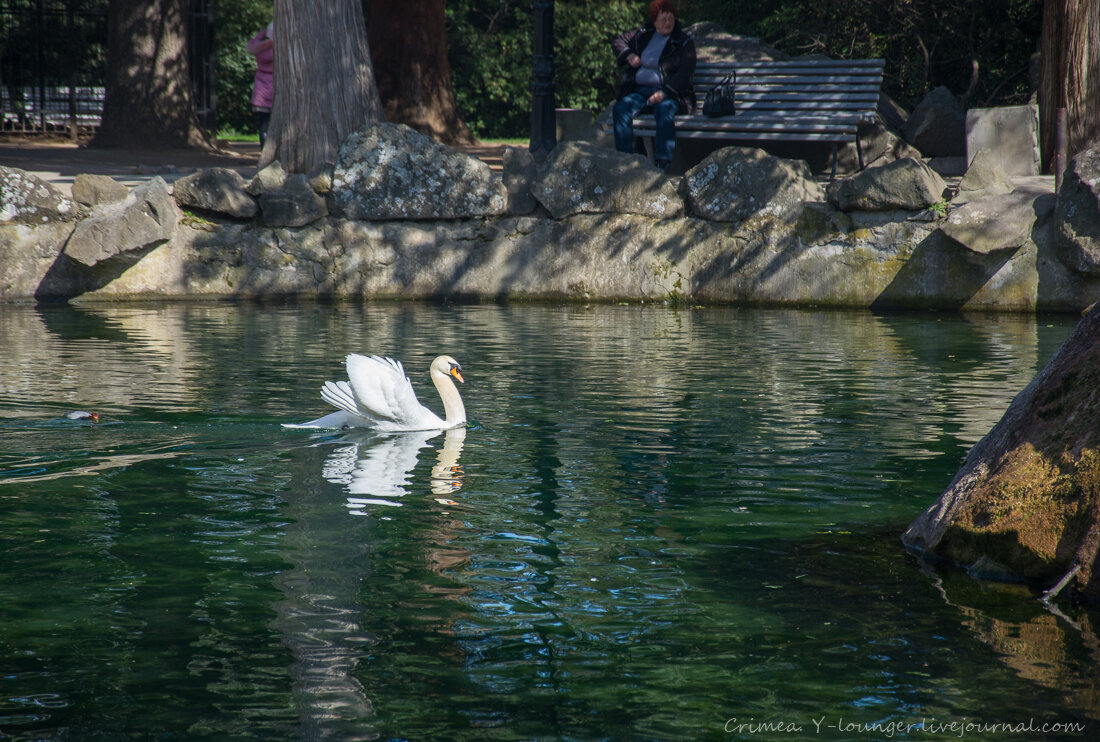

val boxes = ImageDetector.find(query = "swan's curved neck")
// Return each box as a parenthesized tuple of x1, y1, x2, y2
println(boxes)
(432, 372, 466, 427)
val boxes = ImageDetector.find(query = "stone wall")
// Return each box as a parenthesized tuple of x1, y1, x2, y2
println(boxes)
(4, 123, 1100, 313)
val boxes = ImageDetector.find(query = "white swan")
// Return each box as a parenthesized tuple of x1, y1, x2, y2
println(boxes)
(285, 354, 466, 432)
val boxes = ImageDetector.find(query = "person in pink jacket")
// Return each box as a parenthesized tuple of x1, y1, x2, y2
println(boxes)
(246, 22, 274, 147)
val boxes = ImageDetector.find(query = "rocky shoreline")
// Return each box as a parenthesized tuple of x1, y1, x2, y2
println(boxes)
(2, 123, 1099, 312)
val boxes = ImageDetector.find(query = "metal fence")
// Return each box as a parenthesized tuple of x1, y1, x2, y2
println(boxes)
(0, 0, 215, 136)
(0, 0, 107, 135)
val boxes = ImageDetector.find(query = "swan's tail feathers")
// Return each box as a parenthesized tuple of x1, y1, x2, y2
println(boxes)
(321, 380, 359, 416)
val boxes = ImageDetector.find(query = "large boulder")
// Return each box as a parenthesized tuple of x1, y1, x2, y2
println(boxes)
(680, 146, 820, 222)
(259, 174, 328, 227)
(0, 166, 83, 224)
(331, 123, 506, 220)
(939, 187, 1053, 255)
(828, 157, 947, 212)
(173, 167, 258, 219)
(903, 304, 1100, 600)
(1053, 147, 1100, 276)
(531, 141, 683, 219)
(63, 177, 179, 268)
(904, 86, 966, 158)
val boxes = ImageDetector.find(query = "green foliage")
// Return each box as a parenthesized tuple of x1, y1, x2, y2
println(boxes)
(214, 0, 273, 136)
(677, 0, 1041, 111)
(446, 1, 646, 139)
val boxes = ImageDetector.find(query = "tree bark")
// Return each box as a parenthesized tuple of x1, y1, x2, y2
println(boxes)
(91, 0, 212, 150)
(1039, 0, 1100, 173)
(368, 0, 476, 146)
(262, 0, 384, 173)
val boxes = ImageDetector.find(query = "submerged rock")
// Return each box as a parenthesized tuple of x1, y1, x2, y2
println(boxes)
(903, 304, 1100, 600)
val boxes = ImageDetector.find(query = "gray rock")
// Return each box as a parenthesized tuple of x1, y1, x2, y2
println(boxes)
(173, 167, 258, 219)
(260, 174, 328, 227)
(965, 105, 1040, 177)
(0, 166, 83, 224)
(953, 148, 1014, 204)
(331, 123, 506, 220)
(940, 187, 1051, 255)
(247, 161, 289, 196)
(532, 141, 683, 219)
(680, 146, 820, 222)
(503, 146, 537, 215)
(71, 174, 129, 207)
(828, 157, 947, 212)
(0, 221, 74, 297)
(904, 86, 965, 158)
(306, 161, 334, 194)
(63, 176, 179, 267)
(1053, 147, 1100, 275)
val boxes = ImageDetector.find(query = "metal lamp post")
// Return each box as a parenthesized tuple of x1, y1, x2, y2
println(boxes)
(529, 0, 556, 162)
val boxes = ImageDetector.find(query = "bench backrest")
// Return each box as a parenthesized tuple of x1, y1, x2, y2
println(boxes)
(694, 59, 884, 122)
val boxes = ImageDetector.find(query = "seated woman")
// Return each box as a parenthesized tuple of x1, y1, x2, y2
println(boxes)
(611, 1, 696, 171)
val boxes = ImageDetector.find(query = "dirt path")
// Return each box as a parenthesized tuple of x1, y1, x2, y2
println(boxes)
(0, 138, 516, 195)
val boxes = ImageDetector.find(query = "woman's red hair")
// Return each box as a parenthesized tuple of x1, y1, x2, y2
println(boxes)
(648, 1, 677, 23)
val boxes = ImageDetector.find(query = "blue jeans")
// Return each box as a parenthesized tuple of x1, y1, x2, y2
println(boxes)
(613, 86, 680, 164)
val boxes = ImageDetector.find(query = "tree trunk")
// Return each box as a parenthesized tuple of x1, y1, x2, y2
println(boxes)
(263, 0, 384, 173)
(1039, 0, 1100, 173)
(91, 0, 212, 150)
(368, 0, 476, 146)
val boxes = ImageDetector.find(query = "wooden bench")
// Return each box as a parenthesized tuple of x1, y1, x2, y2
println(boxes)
(633, 59, 885, 177)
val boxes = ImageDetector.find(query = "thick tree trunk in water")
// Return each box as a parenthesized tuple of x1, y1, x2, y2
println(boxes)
(1039, 0, 1100, 173)
(368, 0, 476, 146)
(263, 0, 384, 173)
(91, 0, 212, 150)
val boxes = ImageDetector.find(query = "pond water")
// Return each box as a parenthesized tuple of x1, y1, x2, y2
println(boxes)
(0, 302, 1096, 741)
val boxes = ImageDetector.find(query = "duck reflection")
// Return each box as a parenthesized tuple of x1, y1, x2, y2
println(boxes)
(320, 426, 467, 512)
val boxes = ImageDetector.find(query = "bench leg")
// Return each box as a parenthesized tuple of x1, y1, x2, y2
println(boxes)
(856, 136, 865, 171)
(830, 143, 839, 180)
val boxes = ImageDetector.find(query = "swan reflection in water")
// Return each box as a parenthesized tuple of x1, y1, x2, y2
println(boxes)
(320, 426, 467, 512)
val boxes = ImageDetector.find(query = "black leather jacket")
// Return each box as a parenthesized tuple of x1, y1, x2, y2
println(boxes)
(611, 20, 697, 114)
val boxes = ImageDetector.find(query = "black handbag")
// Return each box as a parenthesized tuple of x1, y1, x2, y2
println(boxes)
(701, 71, 736, 117)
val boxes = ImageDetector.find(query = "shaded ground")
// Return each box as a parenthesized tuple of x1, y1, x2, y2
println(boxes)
(0, 137, 513, 195)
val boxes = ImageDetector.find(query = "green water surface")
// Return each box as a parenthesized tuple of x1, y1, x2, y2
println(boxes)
(0, 302, 1095, 741)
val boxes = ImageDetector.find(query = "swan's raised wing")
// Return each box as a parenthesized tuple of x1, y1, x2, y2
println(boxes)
(342, 354, 444, 431)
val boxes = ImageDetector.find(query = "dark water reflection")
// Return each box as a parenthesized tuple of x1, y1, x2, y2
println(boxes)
(0, 302, 1095, 740)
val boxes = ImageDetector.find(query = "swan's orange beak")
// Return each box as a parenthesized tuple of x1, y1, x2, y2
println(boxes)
(450, 367, 464, 383)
